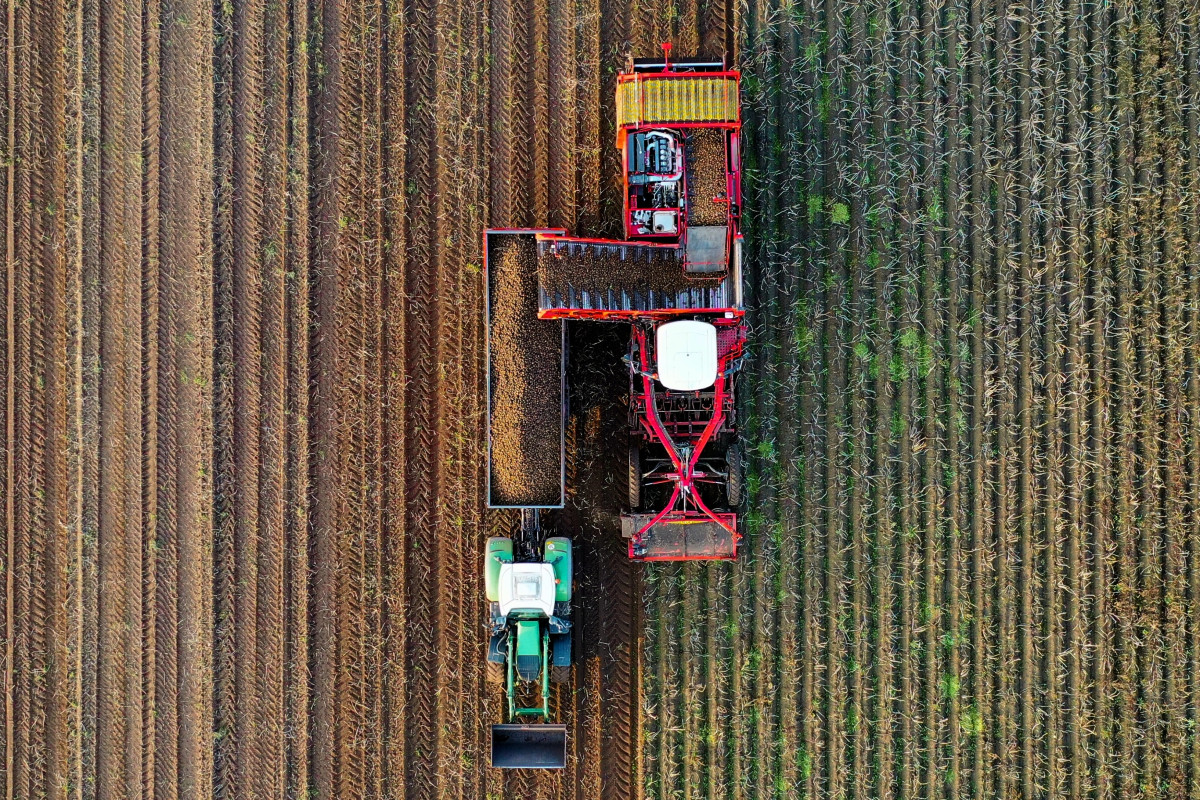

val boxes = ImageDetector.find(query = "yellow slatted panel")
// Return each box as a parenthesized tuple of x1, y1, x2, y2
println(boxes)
(616, 76, 739, 126)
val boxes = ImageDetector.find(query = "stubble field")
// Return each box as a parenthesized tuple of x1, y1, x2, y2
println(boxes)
(643, 1, 1200, 799)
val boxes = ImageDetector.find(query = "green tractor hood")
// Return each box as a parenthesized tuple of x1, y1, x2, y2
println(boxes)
(514, 620, 542, 681)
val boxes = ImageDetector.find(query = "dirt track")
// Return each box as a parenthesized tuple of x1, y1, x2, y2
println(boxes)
(1, 0, 733, 798)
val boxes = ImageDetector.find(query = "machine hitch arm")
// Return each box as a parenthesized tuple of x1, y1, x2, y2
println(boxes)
(632, 326, 736, 540)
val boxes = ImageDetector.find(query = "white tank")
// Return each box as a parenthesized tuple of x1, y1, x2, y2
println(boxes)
(656, 320, 718, 391)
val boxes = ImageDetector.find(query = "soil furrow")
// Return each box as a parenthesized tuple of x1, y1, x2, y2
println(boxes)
(895, 0, 920, 791)
(253, 0, 290, 794)
(398, 0, 446, 788)
(76, 1, 103, 794)
(283, 1, 312, 795)
(821, 0, 847, 792)
(210, 2, 240, 794)
(1111, 5, 1138, 796)
(864, 0, 894, 793)
(991, 2, 1018, 792)
(1086, 1, 1115, 794)
(307, 0, 345, 795)
(1, 0, 11, 785)
(1133, 6, 1167, 783)
(965, 0, 989, 791)
(1014, 7, 1038, 795)
(11, 6, 37, 796)
(140, 0, 160, 786)
(1039, 3, 1066, 793)
(942, 3, 966, 794)
(547, 0, 576, 230)
(1062, 0, 1088, 794)
(917, 0, 944, 791)
(96, 0, 147, 795)
(1185, 11, 1200, 798)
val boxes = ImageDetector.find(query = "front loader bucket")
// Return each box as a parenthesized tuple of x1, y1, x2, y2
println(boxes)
(490, 724, 568, 769)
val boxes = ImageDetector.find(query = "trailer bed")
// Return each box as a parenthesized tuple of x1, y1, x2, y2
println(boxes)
(485, 230, 567, 508)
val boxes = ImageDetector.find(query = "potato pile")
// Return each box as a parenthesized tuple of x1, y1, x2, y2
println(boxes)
(686, 128, 728, 226)
(489, 237, 563, 506)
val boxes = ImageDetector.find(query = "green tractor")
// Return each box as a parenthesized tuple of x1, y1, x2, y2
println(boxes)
(485, 523, 573, 769)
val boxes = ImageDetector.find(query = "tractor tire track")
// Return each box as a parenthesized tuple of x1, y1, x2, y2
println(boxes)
(283, 1, 312, 796)
(253, 0, 291, 795)
(399, 0, 444, 791)
(96, 1, 147, 797)
(7, 0, 76, 796)
(157, 0, 216, 797)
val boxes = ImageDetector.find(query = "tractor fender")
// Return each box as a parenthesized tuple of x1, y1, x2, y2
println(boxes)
(487, 630, 508, 664)
(485, 537, 514, 602)
(543, 537, 572, 603)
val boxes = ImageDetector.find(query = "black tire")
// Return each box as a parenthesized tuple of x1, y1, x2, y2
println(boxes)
(726, 444, 743, 507)
(628, 443, 641, 510)
(487, 660, 505, 685)
(551, 665, 571, 684)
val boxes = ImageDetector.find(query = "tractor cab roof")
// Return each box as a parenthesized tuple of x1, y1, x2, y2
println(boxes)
(497, 562, 557, 619)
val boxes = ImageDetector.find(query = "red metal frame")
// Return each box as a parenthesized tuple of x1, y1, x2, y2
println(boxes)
(616, 56, 743, 246)
(626, 321, 745, 559)
(540, 306, 743, 322)
(619, 127, 742, 243)
(482, 48, 748, 562)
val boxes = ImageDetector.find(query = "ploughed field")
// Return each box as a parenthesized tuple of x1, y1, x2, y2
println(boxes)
(0, 0, 732, 799)
(642, 1, 1200, 799)
(6, 1, 1200, 800)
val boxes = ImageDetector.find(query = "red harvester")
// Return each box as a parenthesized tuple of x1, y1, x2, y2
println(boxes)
(486, 42, 746, 564)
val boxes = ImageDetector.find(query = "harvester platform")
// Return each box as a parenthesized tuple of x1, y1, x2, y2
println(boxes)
(621, 513, 738, 560)
(535, 235, 742, 319)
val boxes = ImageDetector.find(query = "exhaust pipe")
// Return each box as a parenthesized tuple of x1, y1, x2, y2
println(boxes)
(490, 724, 568, 769)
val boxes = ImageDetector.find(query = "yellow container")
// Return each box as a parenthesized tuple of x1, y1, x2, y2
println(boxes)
(616, 75, 739, 127)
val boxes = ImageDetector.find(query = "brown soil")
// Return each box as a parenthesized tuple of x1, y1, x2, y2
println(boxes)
(489, 236, 563, 506)
(685, 129, 727, 226)
(4, 1, 731, 798)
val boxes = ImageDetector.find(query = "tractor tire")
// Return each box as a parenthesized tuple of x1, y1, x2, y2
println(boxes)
(628, 443, 641, 510)
(551, 665, 571, 685)
(487, 660, 505, 685)
(726, 444, 743, 507)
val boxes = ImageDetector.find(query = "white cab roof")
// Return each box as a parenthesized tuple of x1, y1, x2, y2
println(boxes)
(497, 562, 557, 618)
(656, 320, 718, 392)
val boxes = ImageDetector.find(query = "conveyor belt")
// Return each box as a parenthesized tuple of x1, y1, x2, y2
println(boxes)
(535, 237, 734, 316)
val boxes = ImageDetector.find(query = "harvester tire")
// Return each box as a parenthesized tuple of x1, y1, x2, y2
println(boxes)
(487, 661, 505, 685)
(628, 443, 641, 510)
(726, 445, 743, 507)
(551, 665, 571, 685)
